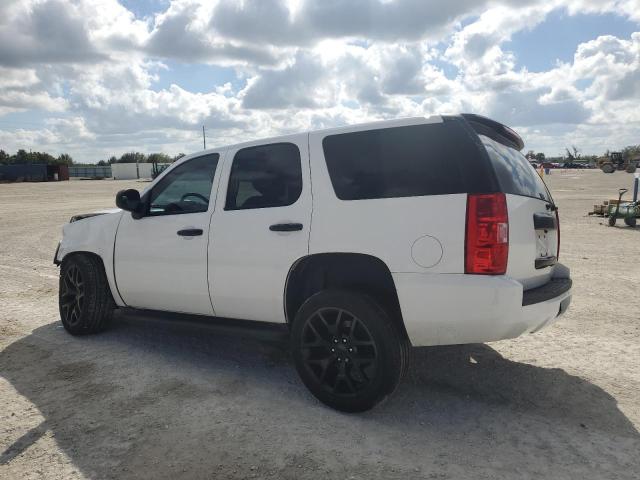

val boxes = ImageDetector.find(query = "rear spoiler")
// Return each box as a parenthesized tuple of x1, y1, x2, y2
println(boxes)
(461, 114, 525, 151)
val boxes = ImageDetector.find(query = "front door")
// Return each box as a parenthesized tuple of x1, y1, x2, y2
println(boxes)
(114, 153, 221, 315)
(209, 136, 311, 323)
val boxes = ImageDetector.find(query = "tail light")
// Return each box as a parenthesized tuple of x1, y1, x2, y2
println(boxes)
(465, 193, 509, 275)
(555, 208, 560, 260)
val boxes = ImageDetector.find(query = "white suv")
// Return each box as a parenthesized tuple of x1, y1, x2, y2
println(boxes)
(55, 114, 572, 412)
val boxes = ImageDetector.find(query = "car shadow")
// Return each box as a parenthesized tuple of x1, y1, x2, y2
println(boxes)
(1, 312, 639, 479)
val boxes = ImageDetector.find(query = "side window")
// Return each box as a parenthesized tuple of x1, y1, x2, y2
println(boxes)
(225, 143, 302, 210)
(322, 124, 467, 200)
(148, 153, 219, 216)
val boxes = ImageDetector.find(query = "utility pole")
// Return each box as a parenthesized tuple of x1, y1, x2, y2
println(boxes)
(202, 125, 206, 150)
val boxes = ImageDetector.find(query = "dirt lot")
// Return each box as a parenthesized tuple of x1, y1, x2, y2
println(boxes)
(1, 170, 639, 480)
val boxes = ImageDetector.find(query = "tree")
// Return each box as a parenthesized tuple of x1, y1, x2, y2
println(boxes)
(622, 145, 640, 161)
(97, 160, 108, 166)
(535, 152, 546, 162)
(0, 149, 9, 164)
(565, 145, 581, 161)
(174, 153, 185, 162)
(564, 148, 573, 161)
(117, 152, 146, 163)
(55, 153, 74, 166)
(146, 153, 172, 164)
(32, 152, 56, 164)
(13, 149, 29, 164)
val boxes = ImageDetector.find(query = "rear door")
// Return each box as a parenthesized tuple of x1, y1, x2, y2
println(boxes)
(480, 136, 559, 290)
(208, 136, 312, 323)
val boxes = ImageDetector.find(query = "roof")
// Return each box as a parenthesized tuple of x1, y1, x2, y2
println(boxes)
(178, 115, 445, 164)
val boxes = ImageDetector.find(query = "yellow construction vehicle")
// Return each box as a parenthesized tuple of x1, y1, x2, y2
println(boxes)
(598, 151, 637, 173)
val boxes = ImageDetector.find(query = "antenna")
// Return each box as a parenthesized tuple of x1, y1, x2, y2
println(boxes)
(202, 125, 206, 150)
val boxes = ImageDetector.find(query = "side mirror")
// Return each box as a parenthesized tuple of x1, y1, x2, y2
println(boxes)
(116, 189, 141, 213)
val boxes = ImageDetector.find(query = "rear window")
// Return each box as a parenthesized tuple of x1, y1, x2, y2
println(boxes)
(480, 135, 552, 202)
(322, 123, 468, 201)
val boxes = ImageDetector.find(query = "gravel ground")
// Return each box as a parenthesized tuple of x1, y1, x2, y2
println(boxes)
(1, 170, 639, 480)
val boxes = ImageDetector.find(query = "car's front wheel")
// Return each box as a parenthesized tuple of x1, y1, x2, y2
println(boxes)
(291, 290, 409, 412)
(59, 254, 115, 335)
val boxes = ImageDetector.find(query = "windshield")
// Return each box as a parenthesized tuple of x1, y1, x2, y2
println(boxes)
(480, 135, 552, 203)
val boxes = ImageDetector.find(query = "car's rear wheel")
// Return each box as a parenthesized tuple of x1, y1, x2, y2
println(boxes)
(59, 254, 115, 335)
(291, 290, 409, 412)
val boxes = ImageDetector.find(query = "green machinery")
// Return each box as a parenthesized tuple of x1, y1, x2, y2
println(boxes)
(608, 188, 638, 227)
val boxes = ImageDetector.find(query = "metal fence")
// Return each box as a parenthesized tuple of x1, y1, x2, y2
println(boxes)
(68, 165, 112, 178)
(111, 163, 171, 179)
(0, 164, 48, 181)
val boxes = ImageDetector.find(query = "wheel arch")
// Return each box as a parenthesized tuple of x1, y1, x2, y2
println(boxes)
(57, 211, 126, 306)
(59, 250, 124, 307)
(284, 252, 408, 340)
(58, 250, 116, 334)
(60, 250, 105, 267)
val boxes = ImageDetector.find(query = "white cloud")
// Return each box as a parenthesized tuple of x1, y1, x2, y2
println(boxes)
(0, 66, 67, 115)
(0, 1, 114, 67)
(144, 0, 284, 65)
(0, 0, 639, 161)
(240, 53, 332, 109)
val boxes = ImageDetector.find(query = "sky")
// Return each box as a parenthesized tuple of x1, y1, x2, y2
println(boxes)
(0, 0, 639, 163)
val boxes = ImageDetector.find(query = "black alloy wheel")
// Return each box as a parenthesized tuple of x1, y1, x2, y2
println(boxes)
(60, 264, 85, 328)
(291, 290, 409, 412)
(300, 307, 378, 396)
(58, 254, 115, 335)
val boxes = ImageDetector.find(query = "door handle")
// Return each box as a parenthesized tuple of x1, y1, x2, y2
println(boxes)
(269, 223, 303, 232)
(177, 228, 203, 236)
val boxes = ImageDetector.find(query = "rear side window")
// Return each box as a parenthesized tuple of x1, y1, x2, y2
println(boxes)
(480, 135, 552, 202)
(322, 123, 467, 200)
(225, 143, 302, 210)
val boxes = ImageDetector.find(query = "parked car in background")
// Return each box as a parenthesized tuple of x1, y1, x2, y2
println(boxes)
(54, 114, 572, 412)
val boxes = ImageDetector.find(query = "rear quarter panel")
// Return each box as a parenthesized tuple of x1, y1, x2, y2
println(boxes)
(308, 118, 466, 274)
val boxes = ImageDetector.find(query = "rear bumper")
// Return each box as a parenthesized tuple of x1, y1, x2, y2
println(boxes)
(392, 263, 572, 347)
(522, 277, 571, 306)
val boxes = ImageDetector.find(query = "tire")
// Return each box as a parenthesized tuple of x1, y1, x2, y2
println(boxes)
(626, 165, 637, 173)
(601, 163, 614, 173)
(291, 290, 409, 412)
(608, 216, 617, 227)
(624, 216, 636, 227)
(59, 254, 115, 335)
